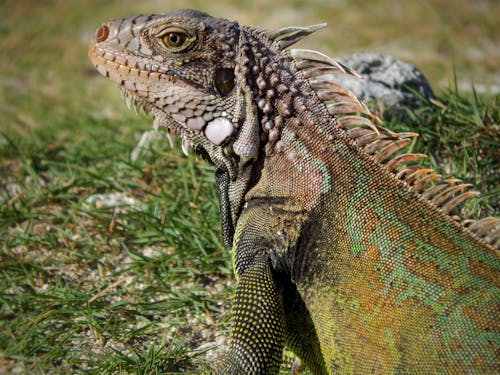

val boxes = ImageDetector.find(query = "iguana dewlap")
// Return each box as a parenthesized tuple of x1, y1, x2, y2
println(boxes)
(89, 9, 500, 374)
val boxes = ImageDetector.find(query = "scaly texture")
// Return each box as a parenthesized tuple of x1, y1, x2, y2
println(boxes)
(89, 9, 500, 374)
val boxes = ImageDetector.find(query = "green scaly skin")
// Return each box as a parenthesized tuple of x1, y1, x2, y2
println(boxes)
(89, 9, 500, 374)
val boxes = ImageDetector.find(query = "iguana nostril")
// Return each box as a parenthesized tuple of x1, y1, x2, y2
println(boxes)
(96, 25, 109, 42)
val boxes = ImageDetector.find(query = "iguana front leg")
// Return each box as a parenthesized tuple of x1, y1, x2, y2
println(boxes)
(218, 254, 286, 374)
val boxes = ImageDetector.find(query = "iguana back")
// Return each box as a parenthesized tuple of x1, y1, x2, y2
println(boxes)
(89, 9, 499, 374)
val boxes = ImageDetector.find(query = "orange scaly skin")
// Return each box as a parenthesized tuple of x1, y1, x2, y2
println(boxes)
(89, 9, 499, 374)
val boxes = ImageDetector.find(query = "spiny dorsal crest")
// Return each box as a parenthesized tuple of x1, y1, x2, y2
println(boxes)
(266, 23, 327, 50)
(266, 26, 498, 250)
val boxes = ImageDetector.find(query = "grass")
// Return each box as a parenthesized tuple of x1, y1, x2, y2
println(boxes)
(1, 116, 232, 373)
(0, 1, 499, 374)
(389, 85, 499, 215)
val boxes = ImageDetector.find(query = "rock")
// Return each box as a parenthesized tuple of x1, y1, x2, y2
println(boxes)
(330, 52, 434, 117)
(85, 192, 140, 208)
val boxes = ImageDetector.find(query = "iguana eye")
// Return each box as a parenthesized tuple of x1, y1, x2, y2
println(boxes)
(163, 32, 186, 48)
(157, 27, 194, 51)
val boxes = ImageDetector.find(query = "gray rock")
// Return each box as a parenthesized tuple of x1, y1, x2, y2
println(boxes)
(330, 52, 434, 116)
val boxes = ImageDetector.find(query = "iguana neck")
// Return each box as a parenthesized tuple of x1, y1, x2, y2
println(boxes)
(239, 30, 344, 213)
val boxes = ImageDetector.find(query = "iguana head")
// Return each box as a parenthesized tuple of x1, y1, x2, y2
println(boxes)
(89, 9, 244, 155)
(89, 9, 274, 244)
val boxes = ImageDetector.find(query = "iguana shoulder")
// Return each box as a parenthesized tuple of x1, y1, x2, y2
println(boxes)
(89, 9, 499, 374)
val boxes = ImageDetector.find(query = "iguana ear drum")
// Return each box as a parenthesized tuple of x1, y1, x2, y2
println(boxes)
(214, 68, 235, 95)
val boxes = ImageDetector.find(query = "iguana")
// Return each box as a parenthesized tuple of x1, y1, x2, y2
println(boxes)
(88, 9, 499, 374)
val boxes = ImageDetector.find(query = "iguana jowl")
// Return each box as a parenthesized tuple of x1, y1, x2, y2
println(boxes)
(89, 9, 500, 374)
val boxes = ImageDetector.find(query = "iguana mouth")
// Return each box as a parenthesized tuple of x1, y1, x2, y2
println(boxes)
(89, 46, 198, 154)
(118, 87, 153, 114)
(89, 38, 196, 93)
(89, 41, 236, 154)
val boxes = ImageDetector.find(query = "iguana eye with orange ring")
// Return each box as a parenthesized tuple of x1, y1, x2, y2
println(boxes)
(157, 27, 194, 51)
